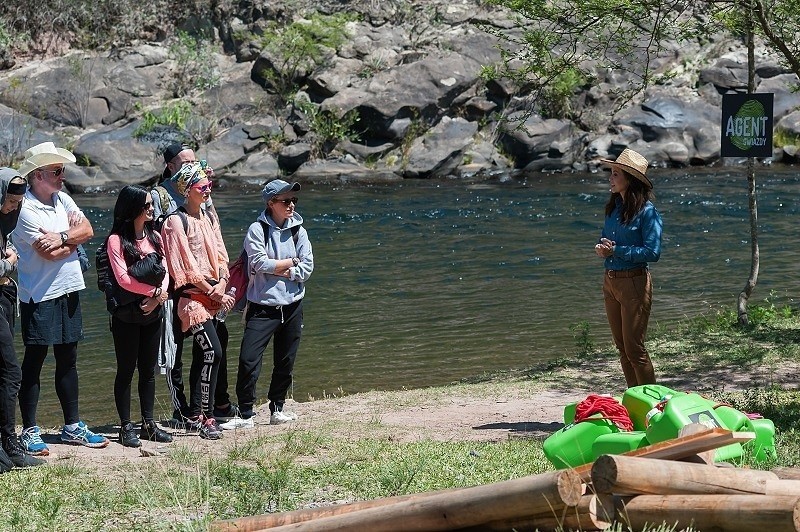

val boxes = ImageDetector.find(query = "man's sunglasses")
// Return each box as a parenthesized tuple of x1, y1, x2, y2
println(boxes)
(45, 166, 65, 177)
(274, 197, 298, 206)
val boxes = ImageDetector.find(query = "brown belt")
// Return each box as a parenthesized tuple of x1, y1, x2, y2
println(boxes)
(606, 268, 646, 279)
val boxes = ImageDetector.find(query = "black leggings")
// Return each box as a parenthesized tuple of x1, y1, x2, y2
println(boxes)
(112, 316, 162, 424)
(19, 342, 80, 427)
(188, 320, 223, 418)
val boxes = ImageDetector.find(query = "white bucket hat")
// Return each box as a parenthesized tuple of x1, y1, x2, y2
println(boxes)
(17, 142, 76, 177)
(599, 148, 652, 188)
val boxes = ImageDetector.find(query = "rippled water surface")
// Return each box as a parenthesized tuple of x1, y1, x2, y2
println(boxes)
(29, 169, 800, 425)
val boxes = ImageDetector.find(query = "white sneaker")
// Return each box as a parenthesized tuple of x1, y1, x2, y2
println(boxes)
(219, 416, 255, 430)
(270, 410, 297, 424)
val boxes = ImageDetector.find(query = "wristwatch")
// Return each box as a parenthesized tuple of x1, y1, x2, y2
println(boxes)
(59, 231, 69, 246)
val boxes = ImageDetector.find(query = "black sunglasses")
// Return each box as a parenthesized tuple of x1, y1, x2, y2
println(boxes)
(274, 197, 299, 206)
(45, 166, 65, 177)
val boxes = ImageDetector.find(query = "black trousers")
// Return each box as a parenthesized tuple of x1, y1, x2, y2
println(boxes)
(0, 285, 20, 440)
(111, 315, 162, 424)
(236, 300, 303, 414)
(167, 311, 229, 417)
(187, 320, 223, 418)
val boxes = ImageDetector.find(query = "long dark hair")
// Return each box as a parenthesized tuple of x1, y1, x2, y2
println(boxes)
(110, 185, 162, 262)
(604, 171, 653, 225)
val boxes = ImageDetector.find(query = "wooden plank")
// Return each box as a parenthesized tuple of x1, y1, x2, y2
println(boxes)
(574, 428, 755, 481)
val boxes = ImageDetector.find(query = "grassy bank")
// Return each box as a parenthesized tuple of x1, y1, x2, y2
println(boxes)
(2, 301, 800, 531)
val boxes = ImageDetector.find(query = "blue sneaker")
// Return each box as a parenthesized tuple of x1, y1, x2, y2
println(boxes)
(20, 426, 49, 456)
(60, 422, 109, 448)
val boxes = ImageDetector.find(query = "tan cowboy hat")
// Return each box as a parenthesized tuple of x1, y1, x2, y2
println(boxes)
(17, 142, 76, 177)
(599, 148, 652, 188)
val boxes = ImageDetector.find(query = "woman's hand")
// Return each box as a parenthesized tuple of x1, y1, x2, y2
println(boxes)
(220, 294, 235, 312)
(595, 238, 615, 258)
(140, 297, 159, 315)
(207, 281, 227, 301)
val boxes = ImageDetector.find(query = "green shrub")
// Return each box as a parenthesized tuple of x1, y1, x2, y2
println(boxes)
(168, 31, 220, 98)
(294, 98, 360, 158)
(256, 12, 354, 102)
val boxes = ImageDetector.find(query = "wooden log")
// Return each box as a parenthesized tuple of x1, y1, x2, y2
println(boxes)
(592, 454, 779, 495)
(262, 470, 583, 532)
(456, 494, 614, 532)
(574, 428, 755, 482)
(616, 494, 800, 532)
(210, 491, 455, 531)
(766, 480, 800, 496)
(774, 468, 800, 480)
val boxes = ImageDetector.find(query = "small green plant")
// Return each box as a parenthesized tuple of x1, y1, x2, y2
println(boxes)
(133, 100, 194, 145)
(539, 67, 586, 119)
(774, 127, 800, 148)
(257, 12, 354, 102)
(294, 98, 360, 158)
(569, 320, 594, 356)
(0, 77, 34, 166)
(168, 31, 220, 97)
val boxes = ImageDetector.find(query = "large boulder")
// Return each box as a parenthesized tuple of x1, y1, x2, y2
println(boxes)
(320, 33, 500, 140)
(496, 112, 578, 170)
(612, 94, 720, 165)
(71, 121, 164, 186)
(403, 116, 478, 178)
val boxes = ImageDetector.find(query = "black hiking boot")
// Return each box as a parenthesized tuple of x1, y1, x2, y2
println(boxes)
(2, 435, 45, 468)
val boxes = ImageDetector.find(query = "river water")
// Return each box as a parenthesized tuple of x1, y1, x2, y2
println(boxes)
(28, 168, 800, 426)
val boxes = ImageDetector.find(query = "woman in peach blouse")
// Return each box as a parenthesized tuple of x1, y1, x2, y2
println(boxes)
(106, 185, 173, 447)
(160, 163, 233, 440)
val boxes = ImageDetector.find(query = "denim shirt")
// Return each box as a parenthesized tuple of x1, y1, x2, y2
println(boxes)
(602, 198, 662, 270)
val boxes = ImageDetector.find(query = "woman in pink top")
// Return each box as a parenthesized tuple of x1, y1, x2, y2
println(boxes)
(160, 164, 233, 440)
(107, 185, 173, 447)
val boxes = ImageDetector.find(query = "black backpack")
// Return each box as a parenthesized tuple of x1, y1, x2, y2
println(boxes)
(95, 239, 111, 293)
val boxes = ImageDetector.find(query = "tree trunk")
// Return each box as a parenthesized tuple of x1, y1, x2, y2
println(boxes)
(737, 0, 760, 325)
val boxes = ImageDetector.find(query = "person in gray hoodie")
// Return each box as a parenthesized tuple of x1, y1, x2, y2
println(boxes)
(0, 168, 44, 469)
(234, 179, 314, 426)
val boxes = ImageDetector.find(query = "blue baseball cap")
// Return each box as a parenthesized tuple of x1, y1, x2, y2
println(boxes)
(262, 179, 301, 202)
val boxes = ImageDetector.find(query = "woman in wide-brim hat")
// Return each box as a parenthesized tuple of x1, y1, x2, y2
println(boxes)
(593, 148, 663, 388)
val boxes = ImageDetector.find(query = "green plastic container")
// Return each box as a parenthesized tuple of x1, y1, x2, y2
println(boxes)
(622, 385, 683, 431)
(563, 402, 578, 425)
(646, 393, 725, 443)
(713, 405, 750, 431)
(543, 418, 619, 469)
(744, 418, 777, 462)
(646, 393, 743, 463)
(591, 431, 649, 459)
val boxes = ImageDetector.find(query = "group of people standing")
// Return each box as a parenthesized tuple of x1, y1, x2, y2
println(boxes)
(0, 139, 661, 471)
(0, 141, 314, 470)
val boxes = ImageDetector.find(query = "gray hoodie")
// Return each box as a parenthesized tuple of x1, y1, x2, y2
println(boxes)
(244, 210, 314, 306)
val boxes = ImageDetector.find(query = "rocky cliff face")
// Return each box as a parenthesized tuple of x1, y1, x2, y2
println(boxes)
(0, 0, 798, 192)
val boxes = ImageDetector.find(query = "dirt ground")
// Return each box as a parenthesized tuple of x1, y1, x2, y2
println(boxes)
(29, 355, 800, 477)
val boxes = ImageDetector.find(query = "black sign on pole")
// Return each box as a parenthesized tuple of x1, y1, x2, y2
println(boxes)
(720, 93, 774, 158)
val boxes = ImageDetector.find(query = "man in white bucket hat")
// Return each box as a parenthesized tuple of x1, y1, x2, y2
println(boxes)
(12, 142, 109, 455)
